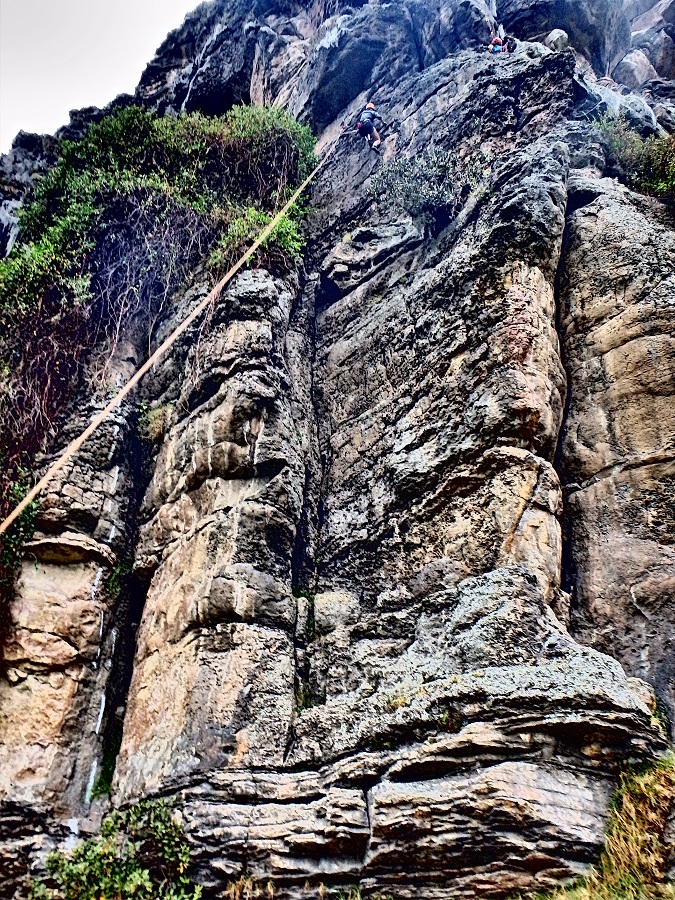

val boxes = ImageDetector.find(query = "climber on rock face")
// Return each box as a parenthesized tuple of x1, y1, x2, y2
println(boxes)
(489, 31, 515, 54)
(357, 101, 387, 153)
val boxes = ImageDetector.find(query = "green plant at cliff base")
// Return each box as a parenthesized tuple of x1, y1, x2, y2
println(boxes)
(29, 800, 201, 900)
(337, 889, 362, 900)
(599, 115, 675, 200)
(0, 103, 315, 645)
(528, 754, 675, 900)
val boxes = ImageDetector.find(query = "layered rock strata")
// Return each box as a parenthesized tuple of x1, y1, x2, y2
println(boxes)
(0, 0, 674, 897)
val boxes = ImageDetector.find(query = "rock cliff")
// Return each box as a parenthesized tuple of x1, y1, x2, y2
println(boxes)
(1, 0, 674, 896)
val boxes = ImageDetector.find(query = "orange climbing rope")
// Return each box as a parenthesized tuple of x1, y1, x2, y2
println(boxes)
(0, 125, 345, 537)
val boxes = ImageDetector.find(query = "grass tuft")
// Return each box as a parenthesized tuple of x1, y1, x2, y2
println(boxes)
(525, 754, 675, 900)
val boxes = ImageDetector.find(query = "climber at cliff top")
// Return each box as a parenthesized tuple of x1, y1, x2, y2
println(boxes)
(357, 101, 388, 153)
(489, 35, 515, 53)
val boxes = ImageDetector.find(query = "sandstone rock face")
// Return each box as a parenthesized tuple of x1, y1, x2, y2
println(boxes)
(559, 175, 675, 727)
(0, 337, 148, 891)
(1, 0, 674, 898)
(135, 0, 501, 133)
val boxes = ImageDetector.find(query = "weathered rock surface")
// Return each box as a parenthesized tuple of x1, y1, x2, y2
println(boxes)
(613, 46, 660, 87)
(1, 0, 674, 897)
(559, 174, 675, 727)
(499, 0, 630, 73)
(617, 0, 675, 82)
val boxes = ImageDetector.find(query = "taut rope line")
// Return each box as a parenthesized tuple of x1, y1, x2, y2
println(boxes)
(0, 128, 344, 537)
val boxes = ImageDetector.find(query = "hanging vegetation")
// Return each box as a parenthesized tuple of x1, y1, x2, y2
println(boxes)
(0, 103, 315, 645)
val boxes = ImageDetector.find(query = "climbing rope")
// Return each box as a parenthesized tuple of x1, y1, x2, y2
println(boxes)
(0, 125, 346, 537)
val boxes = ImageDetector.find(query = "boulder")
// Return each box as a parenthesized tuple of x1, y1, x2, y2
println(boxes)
(613, 46, 660, 86)
(632, 24, 675, 78)
(652, 98, 675, 131)
(544, 27, 570, 50)
(575, 69, 660, 134)
(498, 0, 631, 73)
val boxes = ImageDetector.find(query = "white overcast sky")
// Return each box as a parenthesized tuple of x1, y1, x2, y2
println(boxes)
(0, 0, 202, 153)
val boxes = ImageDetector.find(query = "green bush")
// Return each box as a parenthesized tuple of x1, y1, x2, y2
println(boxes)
(368, 144, 492, 227)
(1, 104, 315, 325)
(599, 115, 675, 199)
(207, 205, 304, 275)
(215, 104, 317, 185)
(0, 104, 314, 644)
(29, 800, 201, 900)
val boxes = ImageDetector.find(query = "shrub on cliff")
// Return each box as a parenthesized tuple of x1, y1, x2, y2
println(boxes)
(368, 144, 492, 230)
(207, 204, 304, 275)
(29, 800, 201, 900)
(0, 103, 315, 645)
(599, 115, 675, 200)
